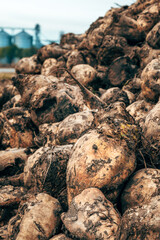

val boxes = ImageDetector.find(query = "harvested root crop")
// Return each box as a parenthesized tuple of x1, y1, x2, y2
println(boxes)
(61, 188, 121, 240)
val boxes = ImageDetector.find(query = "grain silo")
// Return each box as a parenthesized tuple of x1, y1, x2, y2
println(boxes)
(0, 29, 11, 47)
(14, 30, 33, 49)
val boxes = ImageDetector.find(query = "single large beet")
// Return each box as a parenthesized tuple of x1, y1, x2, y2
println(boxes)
(107, 56, 137, 87)
(97, 35, 127, 66)
(56, 110, 94, 144)
(141, 58, 160, 101)
(146, 22, 160, 49)
(37, 43, 67, 63)
(15, 55, 41, 74)
(142, 100, 160, 166)
(8, 193, 62, 240)
(71, 64, 97, 86)
(67, 119, 138, 204)
(1, 108, 35, 148)
(137, 3, 159, 32)
(61, 188, 121, 240)
(24, 145, 73, 206)
(120, 196, 160, 240)
(121, 168, 160, 213)
(13, 74, 86, 126)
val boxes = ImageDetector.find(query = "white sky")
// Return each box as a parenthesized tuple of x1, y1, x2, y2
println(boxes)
(1, 0, 135, 43)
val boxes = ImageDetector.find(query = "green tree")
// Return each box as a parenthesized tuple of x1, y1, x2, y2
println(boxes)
(20, 47, 37, 58)
(0, 45, 38, 63)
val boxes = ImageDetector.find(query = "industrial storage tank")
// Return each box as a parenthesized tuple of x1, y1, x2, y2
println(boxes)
(0, 29, 11, 47)
(14, 30, 33, 49)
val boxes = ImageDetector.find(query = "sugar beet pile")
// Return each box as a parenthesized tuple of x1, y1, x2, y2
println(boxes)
(0, 0, 160, 239)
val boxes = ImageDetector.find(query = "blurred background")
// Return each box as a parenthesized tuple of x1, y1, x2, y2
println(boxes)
(0, 0, 135, 65)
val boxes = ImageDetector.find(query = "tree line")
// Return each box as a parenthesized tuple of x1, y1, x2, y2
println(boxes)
(0, 45, 38, 63)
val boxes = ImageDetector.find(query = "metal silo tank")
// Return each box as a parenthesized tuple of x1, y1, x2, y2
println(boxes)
(14, 30, 33, 49)
(0, 29, 11, 47)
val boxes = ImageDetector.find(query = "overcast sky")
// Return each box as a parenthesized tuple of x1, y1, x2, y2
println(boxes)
(1, 0, 135, 43)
